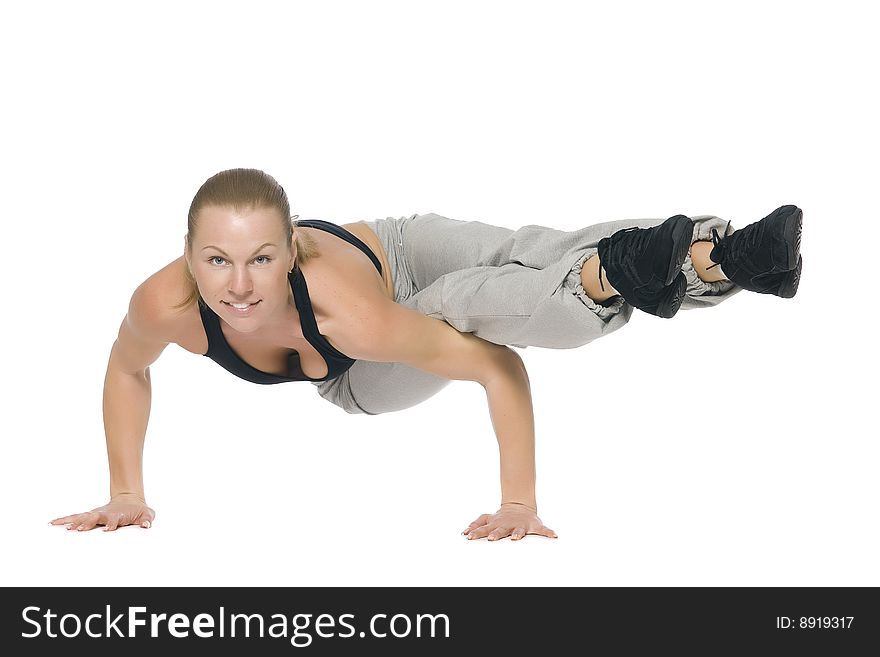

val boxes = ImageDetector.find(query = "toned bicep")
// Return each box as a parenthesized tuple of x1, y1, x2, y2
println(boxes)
(108, 284, 172, 376)
(351, 300, 516, 385)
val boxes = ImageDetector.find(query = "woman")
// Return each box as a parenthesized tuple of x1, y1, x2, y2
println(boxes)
(50, 168, 803, 540)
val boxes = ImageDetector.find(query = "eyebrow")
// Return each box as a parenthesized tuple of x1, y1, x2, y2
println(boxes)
(201, 242, 277, 258)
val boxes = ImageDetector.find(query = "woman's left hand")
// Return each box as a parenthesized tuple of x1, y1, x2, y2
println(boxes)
(462, 503, 557, 541)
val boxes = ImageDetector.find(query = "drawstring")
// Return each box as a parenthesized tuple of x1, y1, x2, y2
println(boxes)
(706, 220, 732, 270)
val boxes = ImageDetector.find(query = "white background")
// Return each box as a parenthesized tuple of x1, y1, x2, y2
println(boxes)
(1, 0, 876, 587)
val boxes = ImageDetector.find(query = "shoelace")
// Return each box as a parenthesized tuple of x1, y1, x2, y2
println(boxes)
(597, 226, 640, 293)
(705, 220, 732, 270)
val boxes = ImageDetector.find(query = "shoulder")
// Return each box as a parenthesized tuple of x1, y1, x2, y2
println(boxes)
(109, 257, 195, 375)
(127, 256, 194, 345)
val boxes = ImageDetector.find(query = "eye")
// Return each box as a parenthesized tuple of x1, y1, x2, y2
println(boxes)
(207, 255, 271, 266)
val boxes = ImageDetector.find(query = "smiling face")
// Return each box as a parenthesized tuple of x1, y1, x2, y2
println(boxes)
(185, 205, 297, 334)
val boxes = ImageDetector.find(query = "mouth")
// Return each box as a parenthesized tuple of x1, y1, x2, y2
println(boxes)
(222, 300, 261, 315)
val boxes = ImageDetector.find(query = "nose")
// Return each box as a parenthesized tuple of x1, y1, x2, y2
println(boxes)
(227, 267, 254, 298)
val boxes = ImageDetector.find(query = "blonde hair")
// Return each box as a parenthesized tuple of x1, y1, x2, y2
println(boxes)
(173, 168, 319, 312)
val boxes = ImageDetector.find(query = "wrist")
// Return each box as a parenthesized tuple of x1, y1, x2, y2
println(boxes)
(111, 492, 145, 504)
(500, 500, 537, 513)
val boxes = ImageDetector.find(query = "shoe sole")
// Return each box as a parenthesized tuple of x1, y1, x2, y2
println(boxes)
(655, 272, 687, 318)
(778, 204, 803, 271)
(661, 214, 695, 286)
(777, 253, 802, 298)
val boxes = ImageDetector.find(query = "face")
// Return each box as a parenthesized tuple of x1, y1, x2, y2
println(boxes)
(185, 205, 297, 334)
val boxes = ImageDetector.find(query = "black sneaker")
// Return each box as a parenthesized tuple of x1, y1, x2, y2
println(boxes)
(597, 214, 694, 318)
(707, 204, 803, 297)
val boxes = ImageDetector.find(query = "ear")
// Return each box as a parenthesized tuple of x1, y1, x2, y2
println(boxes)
(289, 230, 299, 271)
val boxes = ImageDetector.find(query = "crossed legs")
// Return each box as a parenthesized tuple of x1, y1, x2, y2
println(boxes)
(579, 205, 802, 312)
(581, 240, 726, 304)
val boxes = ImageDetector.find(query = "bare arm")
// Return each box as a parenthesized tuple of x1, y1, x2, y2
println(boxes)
(340, 296, 556, 541)
(105, 281, 174, 500)
(482, 353, 537, 512)
(103, 368, 150, 501)
(51, 283, 169, 531)
(103, 346, 153, 502)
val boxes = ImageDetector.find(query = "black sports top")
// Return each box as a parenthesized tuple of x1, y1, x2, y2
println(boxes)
(198, 219, 383, 385)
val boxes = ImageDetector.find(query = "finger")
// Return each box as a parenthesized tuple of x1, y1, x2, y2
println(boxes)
(461, 514, 492, 535)
(466, 525, 496, 540)
(462, 516, 490, 533)
(140, 520, 152, 529)
(55, 513, 91, 526)
(104, 515, 121, 532)
(530, 526, 558, 539)
(76, 513, 102, 532)
(487, 527, 511, 541)
(510, 527, 527, 541)
(64, 515, 89, 530)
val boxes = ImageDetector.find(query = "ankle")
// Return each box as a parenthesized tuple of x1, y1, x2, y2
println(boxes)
(581, 254, 620, 302)
(690, 240, 728, 282)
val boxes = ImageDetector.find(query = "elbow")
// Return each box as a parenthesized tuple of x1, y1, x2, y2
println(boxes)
(481, 345, 529, 388)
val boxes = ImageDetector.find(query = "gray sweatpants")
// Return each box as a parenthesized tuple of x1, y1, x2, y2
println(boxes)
(311, 212, 742, 415)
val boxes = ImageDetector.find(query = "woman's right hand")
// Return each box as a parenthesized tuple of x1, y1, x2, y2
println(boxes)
(49, 493, 155, 532)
